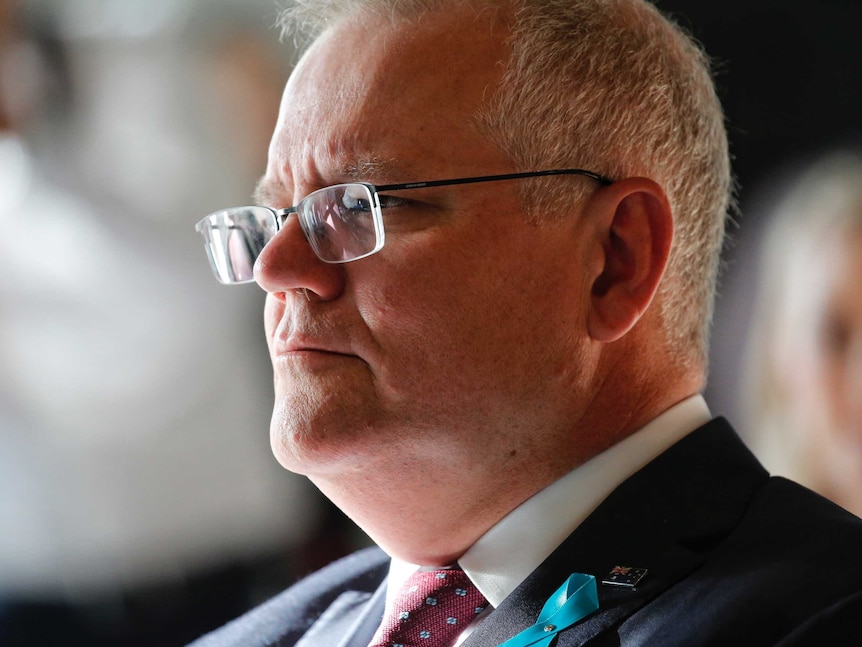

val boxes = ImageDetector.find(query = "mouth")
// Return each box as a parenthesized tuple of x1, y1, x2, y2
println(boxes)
(268, 311, 364, 366)
(272, 337, 362, 364)
(277, 347, 355, 359)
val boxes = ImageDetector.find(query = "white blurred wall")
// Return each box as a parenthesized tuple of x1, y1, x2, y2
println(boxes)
(0, 0, 321, 600)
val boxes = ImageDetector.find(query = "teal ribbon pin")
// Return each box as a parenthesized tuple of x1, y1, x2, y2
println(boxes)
(497, 573, 599, 647)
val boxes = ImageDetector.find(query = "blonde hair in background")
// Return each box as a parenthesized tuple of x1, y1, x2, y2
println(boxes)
(742, 151, 862, 492)
(278, 0, 732, 371)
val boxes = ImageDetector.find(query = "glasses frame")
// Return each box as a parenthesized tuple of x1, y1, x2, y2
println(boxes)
(196, 168, 613, 283)
(369, 167, 612, 193)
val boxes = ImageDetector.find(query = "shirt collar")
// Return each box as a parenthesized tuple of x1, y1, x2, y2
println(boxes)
(385, 394, 711, 608)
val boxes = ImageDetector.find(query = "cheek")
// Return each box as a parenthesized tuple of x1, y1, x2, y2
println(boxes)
(358, 263, 478, 387)
(357, 238, 579, 402)
(362, 240, 519, 352)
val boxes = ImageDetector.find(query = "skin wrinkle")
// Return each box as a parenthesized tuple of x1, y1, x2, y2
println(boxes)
(254, 155, 411, 210)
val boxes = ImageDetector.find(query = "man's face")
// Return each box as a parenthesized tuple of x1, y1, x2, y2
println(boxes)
(255, 9, 598, 481)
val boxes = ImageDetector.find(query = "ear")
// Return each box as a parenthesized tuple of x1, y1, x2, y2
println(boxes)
(586, 177, 673, 343)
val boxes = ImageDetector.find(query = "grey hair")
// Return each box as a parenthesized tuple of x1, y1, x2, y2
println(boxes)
(277, 0, 732, 370)
(277, 0, 463, 49)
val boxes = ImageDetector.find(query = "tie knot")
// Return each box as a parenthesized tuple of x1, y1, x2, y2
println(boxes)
(369, 568, 488, 647)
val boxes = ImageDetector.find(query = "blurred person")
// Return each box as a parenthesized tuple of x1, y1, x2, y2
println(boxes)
(0, 3, 323, 646)
(190, 1, 862, 645)
(742, 151, 862, 518)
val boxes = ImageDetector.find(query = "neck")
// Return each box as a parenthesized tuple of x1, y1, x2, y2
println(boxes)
(310, 452, 547, 565)
(309, 375, 701, 565)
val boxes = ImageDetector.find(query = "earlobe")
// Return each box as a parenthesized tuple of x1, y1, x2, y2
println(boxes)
(587, 178, 674, 343)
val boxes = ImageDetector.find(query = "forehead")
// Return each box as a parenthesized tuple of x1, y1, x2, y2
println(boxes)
(270, 6, 512, 185)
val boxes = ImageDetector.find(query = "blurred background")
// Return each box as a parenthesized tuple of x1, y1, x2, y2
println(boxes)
(0, 0, 860, 645)
(0, 1, 357, 645)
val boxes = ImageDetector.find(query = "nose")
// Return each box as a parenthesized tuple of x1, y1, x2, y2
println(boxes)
(253, 212, 346, 300)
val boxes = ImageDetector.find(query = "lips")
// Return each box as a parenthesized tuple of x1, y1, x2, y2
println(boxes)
(274, 337, 355, 357)
(268, 307, 364, 362)
(271, 321, 361, 360)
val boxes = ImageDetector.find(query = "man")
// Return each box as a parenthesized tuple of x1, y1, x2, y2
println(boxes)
(191, 0, 862, 645)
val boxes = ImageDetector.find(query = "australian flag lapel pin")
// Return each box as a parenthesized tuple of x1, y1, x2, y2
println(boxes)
(601, 566, 648, 590)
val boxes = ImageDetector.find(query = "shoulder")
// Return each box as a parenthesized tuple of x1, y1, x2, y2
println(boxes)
(751, 474, 861, 532)
(773, 588, 862, 646)
(635, 467, 862, 645)
(731, 474, 862, 579)
(696, 481, 862, 644)
(730, 472, 862, 565)
(596, 418, 862, 644)
(688, 424, 862, 627)
(187, 546, 389, 647)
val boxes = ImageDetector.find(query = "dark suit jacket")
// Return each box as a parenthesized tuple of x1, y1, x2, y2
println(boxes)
(189, 419, 862, 646)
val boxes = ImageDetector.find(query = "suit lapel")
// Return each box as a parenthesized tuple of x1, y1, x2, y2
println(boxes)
(463, 534, 703, 647)
(463, 419, 768, 647)
(550, 544, 703, 646)
(296, 578, 386, 647)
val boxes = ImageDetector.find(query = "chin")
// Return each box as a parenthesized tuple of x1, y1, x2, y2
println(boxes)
(267, 395, 384, 475)
(268, 408, 333, 475)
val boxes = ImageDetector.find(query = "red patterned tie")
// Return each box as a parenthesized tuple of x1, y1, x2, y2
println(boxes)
(368, 568, 488, 647)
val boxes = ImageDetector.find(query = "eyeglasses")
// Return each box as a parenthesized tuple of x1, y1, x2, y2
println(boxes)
(195, 168, 612, 284)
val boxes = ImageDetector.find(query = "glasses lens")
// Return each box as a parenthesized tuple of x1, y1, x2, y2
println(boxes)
(297, 184, 383, 263)
(196, 207, 277, 283)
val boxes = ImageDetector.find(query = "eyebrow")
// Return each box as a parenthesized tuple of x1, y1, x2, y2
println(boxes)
(339, 157, 414, 183)
(252, 156, 418, 207)
(252, 177, 277, 207)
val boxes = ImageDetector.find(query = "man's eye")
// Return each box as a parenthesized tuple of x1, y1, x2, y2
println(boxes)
(340, 191, 373, 212)
(376, 194, 409, 210)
